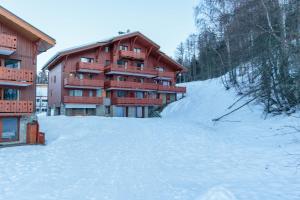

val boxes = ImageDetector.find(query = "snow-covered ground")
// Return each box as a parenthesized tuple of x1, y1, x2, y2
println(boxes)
(1, 78, 300, 200)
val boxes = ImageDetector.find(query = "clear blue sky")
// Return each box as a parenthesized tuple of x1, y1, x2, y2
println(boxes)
(0, 0, 197, 71)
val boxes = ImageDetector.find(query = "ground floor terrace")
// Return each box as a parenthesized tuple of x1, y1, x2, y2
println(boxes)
(48, 92, 182, 118)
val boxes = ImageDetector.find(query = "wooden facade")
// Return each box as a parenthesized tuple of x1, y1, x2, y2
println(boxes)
(45, 32, 186, 118)
(0, 6, 55, 144)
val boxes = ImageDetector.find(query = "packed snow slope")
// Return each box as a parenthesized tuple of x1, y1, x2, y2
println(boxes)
(1, 78, 300, 200)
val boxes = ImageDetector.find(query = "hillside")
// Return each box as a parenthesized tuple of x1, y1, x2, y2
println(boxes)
(0, 78, 300, 200)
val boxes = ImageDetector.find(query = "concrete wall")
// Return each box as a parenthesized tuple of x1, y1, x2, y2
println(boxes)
(96, 105, 105, 116)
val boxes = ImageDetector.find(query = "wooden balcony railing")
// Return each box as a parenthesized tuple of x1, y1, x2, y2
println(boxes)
(64, 78, 104, 88)
(76, 61, 104, 73)
(0, 100, 33, 113)
(0, 67, 34, 85)
(119, 50, 146, 60)
(112, 97, 163, 106)
(157, 85, 186, 93)
(0, 33, 17, 55)
(64, 96, 103, 104)
(105, 80, 157, 91)
(157, 71, 175, 79)
(105, 64, 157, 77)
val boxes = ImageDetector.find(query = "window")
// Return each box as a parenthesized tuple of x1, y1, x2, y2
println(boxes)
(117, 60, 128, 68)
(96, 89, 102, 97)
(157, 67, 164, 72)
(106, 91, 111, 98)
(117, 76, 126, 82)
(136, 62, 144, 70)
(134, 78, 143, 83)
(5, 59, 21, 69)
(117, 60, 123, 65)
(148, 92, 157, 99)
(162, 81, 170, 86)
(89, 90, 93, 97)
(119, 45, 128, 51)
(88, 74, 93, 79)
(134, 48, 141, 53)
(105, 47, 110, 52)
(53, 76, 56, 83)
(76, 73, 84, 80)
(4, 89, 19, 100)
(0, 118, 18, 141)
(36, 99, 40, 103)
(105, 60, 110, 66)
(69, 90, 83, 97)
(117, 91, 126, 97)
(42, 99, 48, 103)
(80, 57, 94, 63)
(136, 91, 144, 99)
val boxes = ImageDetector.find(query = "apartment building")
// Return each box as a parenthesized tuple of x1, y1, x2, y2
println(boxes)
(36, 83, 48, 113)
(0, 6, 55, 145)
(44, 32, 186, 118)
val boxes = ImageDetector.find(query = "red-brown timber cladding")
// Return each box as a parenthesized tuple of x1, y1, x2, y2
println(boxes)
(46, 32, 186, 108)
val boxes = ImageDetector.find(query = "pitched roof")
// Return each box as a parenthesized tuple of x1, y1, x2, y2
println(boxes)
(42, 32, 186, 72)
(0, 6, 56, 53)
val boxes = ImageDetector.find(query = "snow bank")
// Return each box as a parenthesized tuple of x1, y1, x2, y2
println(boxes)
(162, 78, 264, 123)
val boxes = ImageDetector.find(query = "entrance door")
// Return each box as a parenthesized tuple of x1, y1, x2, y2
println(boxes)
(136, 107, 143, 118)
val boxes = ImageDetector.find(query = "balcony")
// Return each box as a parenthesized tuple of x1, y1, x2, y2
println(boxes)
(157, 85, 186, 93)
(119, 50, 146, 60)
(105, 64, 157, 78)
(0, 100, 33, 114)
(105, 80, 157, 91)
(112, 97, 163, 106)
(0, 67, 34, 87)
(0, 34, 17, 55)
(76, 61, 104, 74)
(156, 71, 175, 80)
(64, 96, 103, 104)
(64, 77, 104, 89)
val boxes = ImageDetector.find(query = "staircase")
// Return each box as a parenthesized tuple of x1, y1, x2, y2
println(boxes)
(149, 104, 168, 118)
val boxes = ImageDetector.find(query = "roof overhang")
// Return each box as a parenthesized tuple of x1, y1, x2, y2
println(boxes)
(112, 32, 160, 49)
(43, 32, 186, 72)
(0, 6, 56, 54)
